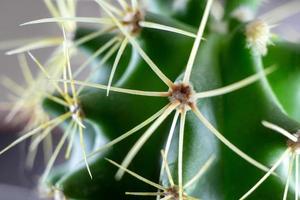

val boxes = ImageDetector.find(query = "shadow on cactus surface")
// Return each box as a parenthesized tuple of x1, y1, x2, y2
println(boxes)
(0, 0, 300, 200)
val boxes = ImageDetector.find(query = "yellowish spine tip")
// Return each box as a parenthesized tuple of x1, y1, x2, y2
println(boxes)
(245, 20, 272, 56)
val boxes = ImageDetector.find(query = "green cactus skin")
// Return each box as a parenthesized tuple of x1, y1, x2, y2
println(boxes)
(1, 0, 300, 200)
(44, 1, 300, 199)
(264, 40, 300, 122)
(220, 22, 300, 200)
(43, 13, 196, 199)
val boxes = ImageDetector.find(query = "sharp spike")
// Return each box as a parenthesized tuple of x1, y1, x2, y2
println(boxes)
(107, 158, 165, 190)
(159, 111, 180, 183)
(161, 150, 175, 187)
(77, 41, 121, 93)
(183, 0, 214, 83)
(6, 37, 63, 55)
(178, 110, 187, 200)
(79, 125, 93, 179)
(65, 126, 76, 159)
(107, 37, 128, 96)
(27, 52, 70, 103)
(74, 27, 115, 47)
(95, 0, 174, 87)
(195, 66, 276, 99)
(192, 107, 271, 173)
(0, 112, 71, 156)
(41, 121, 74, 182)
(239, 148, 291, 200)
(87, 104, 169, 159)
(21, 17, 113, 26)
(125, 192, 163, 196)
(296, 154, 299, 200)
(283, 154, 294, 200)
(139, 21, 197, 38)
(56, 79, 169, 97)
(73, 36, 119, 78)
(115, 103, 179, 180)
(262, 121, 298, 142)
(18, 54, 34, 85)
(184, 155, 216, 189)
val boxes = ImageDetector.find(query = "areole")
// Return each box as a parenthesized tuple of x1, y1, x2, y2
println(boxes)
(168, 82, 196, 111)
(121, 8, 144, 35)
(287, 131, 300, 154)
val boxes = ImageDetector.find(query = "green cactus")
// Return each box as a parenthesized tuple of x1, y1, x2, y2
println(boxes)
(1, 0, 300, 199)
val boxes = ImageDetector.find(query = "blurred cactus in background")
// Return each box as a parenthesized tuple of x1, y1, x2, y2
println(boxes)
(1, 0, 300, 199)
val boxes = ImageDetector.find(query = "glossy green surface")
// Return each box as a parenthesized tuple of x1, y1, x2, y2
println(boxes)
(42, 1, 300, 199)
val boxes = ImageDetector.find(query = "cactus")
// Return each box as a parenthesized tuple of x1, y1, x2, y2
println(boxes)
(1, 0, 300, 199)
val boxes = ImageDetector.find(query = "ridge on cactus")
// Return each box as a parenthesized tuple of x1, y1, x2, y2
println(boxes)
(0, 0, 300, 200)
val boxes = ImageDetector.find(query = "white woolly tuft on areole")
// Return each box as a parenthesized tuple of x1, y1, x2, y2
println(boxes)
(245, 20, 272, 56)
